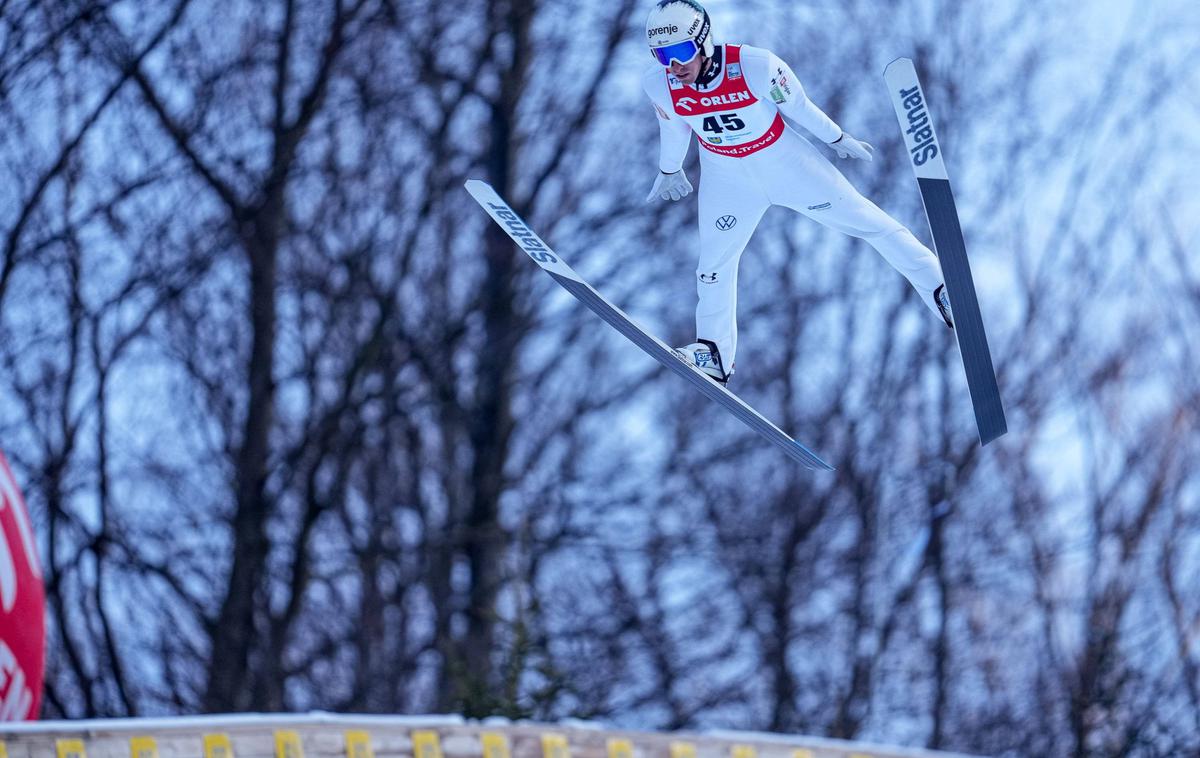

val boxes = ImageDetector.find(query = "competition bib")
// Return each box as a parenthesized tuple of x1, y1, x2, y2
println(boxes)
(667, 45, 784, 157)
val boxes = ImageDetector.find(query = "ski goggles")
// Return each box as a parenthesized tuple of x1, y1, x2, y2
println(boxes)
(651, 39, 699, 67)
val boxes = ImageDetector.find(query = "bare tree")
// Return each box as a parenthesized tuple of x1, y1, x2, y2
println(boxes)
(2, 1, 1199, 756)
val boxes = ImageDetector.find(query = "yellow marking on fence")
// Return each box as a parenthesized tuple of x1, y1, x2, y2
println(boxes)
(607, 738, 633, 758)
(275, 730, 304, 758)
(204, 734, 235, 758)
(0, 741, 8, 758)
(792, 751, 814, 758)
(345, 730, 374, 758)
(669, 742, 696, 758)
(56, 739, 87, 758)
(541, 733, 570, 758)
(130, 736, 159, 758)
(413, 731, 445, 758)
(732, 745, 756, 758)
(481, 732, 511, 758)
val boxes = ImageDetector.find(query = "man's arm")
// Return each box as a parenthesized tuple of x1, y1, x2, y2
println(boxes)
(743, 47, 872, 160)
(654, 103, 693, 172)
(642, 70, 693, 172)
(744, 47, 842, 144)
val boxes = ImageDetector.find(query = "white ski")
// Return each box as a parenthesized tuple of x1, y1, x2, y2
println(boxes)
(465, 179, 833, 471)
(884, 58, 1008, 445)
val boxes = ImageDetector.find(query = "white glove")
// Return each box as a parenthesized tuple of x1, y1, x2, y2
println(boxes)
(829, 131, 874, 161)
(646, 170, 693, 202)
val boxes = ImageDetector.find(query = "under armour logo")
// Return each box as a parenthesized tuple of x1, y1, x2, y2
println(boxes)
(715, 215, 737, 230)
(677, 96, 697, 112)
(699, 272, 718, 283)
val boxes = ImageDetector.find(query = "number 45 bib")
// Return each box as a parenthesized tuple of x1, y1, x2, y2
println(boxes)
(667, 44, 784, 157)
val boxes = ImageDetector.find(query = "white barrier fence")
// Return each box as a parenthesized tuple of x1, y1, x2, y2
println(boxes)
(0, 713, 986, 758)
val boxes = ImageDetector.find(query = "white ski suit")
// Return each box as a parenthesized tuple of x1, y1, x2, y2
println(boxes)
(642, 44, 945, 373)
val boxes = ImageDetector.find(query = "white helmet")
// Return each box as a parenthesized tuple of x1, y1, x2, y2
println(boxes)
(645, 0, 714, 67)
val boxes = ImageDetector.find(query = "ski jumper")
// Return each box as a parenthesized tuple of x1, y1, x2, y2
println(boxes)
(642, 44, 946, 372)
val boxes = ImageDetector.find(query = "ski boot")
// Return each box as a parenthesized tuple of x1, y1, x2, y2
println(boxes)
(934, 284, 954, 329)
(674, 339, 730, 386)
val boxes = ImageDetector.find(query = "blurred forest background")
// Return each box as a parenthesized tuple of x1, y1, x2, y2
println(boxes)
(2, 0, 1199, 756)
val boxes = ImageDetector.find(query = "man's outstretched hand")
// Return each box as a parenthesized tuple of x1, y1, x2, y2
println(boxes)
(647, 169, 694, 202)
(830, 132, 874, 161)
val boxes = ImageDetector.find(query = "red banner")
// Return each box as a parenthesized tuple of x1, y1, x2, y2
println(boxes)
(0, 450, 44, 720)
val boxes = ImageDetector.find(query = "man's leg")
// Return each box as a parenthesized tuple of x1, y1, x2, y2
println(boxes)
(766, 136, 945, 318)
(811, 196, 945, 318)
(694, 165, 770, 374)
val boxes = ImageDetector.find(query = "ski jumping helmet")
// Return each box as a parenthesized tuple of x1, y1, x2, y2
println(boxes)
(645, 0, 714, 67)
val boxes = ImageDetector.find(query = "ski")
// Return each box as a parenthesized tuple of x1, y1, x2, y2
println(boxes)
(465, 179, 833, 471)
(884, 58, 1008, 445)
